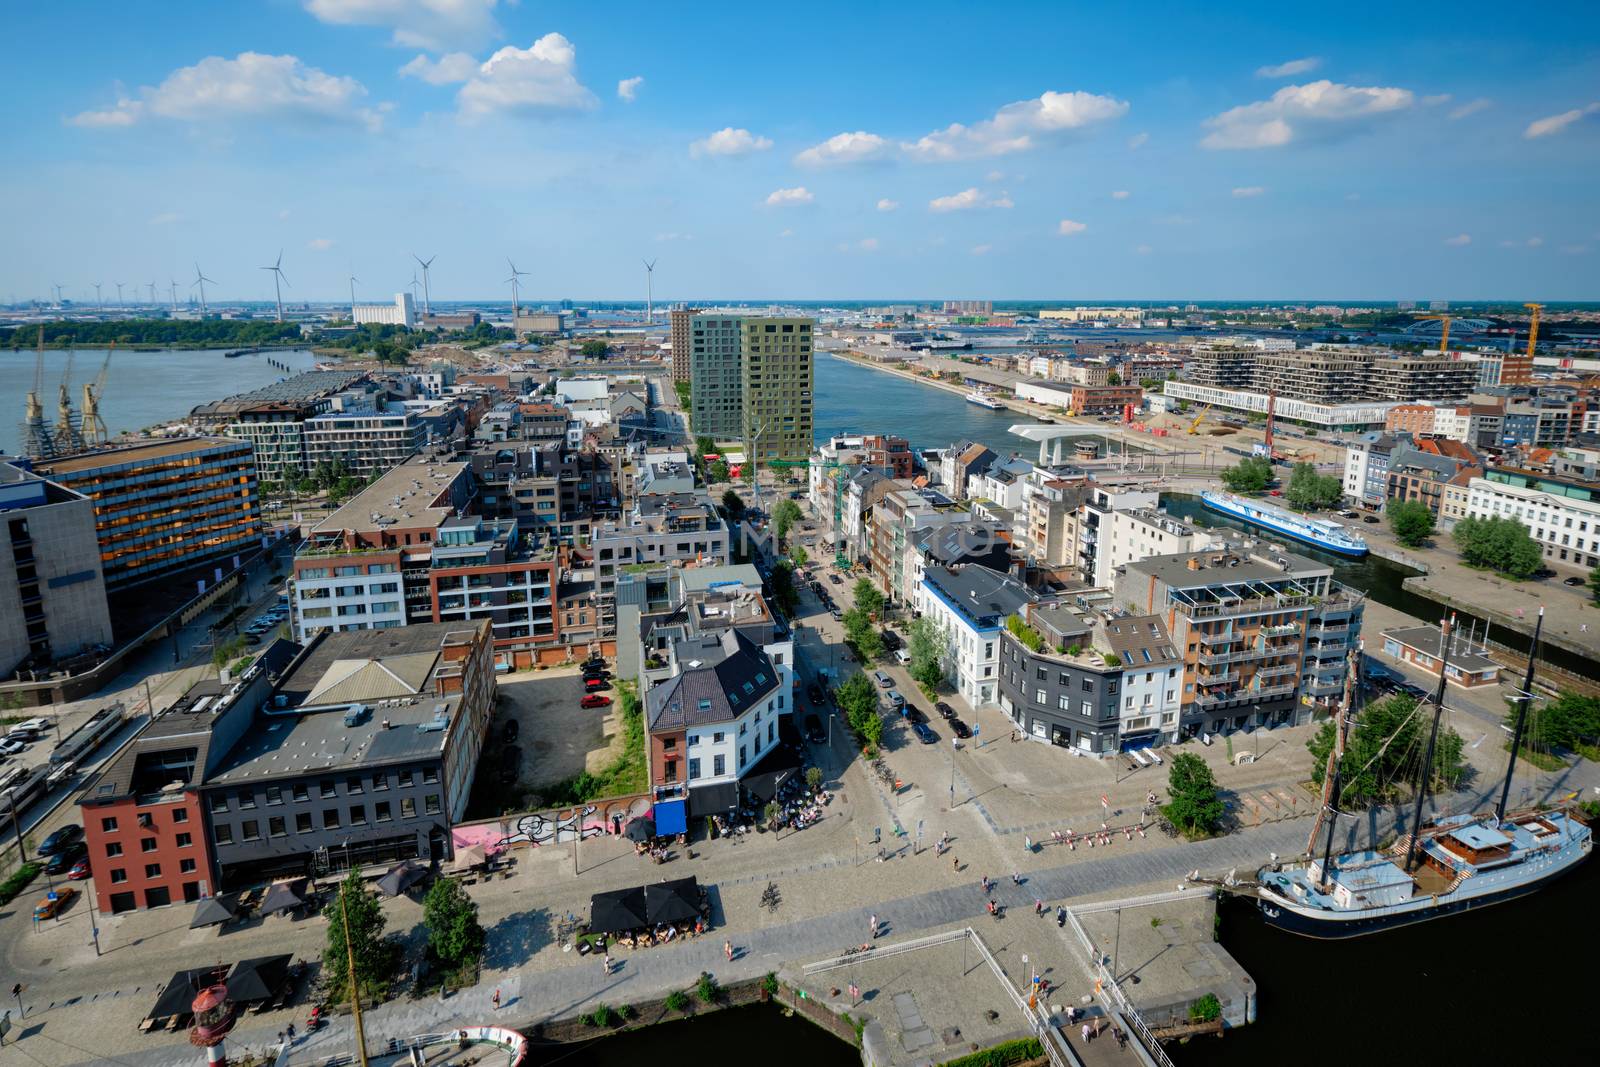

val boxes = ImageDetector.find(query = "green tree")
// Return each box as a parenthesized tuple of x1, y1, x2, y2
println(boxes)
(837, 671, 883, 748)
(1308, 694, 1466, 807)
(1387, 499, 1436, 547)
(323, 870, 389, 1004)
(695, 435, 714, 458)
(1453, 515, 1542, 578)
(721, 489, 745, 519)
(1588, 563, 1600, 604)
(790, 544, 809, 567)
(1164, 752, 1225, 836)
(580, 339, 609, 358)
(708, 459, 730, 484)
(1285, 462, 1343, 510)
(423, 876, 485, 970)
(772, 498, 803, 546)
(907, 616, 947, 691)
(1140, 377, 1162, 390)
(852, 578, 886, 620)
(1106, 371, 1122, 385)
(768, 560, 800, 616)
(1219, 456, 1273, 493)
(1514, 690, 1600, 753)
(844, 606, 883, 661)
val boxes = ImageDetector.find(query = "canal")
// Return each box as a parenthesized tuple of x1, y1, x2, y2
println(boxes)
(540, 1002, 858, 1067)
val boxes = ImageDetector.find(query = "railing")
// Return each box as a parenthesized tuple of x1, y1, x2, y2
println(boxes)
(1197, 630, 1235, 647)
(1183, 593, 1312, 620)
(1059, 907, 1179, 1067)
(1261, 623, 1301, 636)
(1256, 664, 1297, 679)
(1198, 647, 1269, 666)
(1197, 670, 1238, 685)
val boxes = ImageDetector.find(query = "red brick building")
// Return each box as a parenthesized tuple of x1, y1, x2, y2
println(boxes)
(1070, 383, 1143, 415)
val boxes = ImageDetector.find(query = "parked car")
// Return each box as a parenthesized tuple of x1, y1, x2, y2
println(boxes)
(902, 705, 927, 724)
(803, 714, 826, 743)
(0, 739, 28, 756)
(46, 843, 87, 875)
(38, 824, 83, 856)
(949, 718, 972, 739)
(873, 671, 892, 688)
(7, 718, 47, 737)
(1362, 515, 1381, 524)
(67, 857, 92, 880)
(830, 607, 844, 620)
(828, 574, 842, 586)
(582, 664, 610, 678)
(912, 722, 939, 745)
(886, 690, 905, 708)
(34, 885, 77, 920)
(807, 683, 826, 705)
(1564, 576, 1586, 587)
(584, 677, 610, 691)
(880, 629, 902, 652)
(935, 701, 956, 720)
(580, 693, 613, 709)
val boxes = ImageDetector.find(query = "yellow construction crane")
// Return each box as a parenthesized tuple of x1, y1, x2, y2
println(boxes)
(1524, 302, 1543, 360)
(1187, 403, 1213, 434)
(81, 341, 114, 446)
(1418, 313, 1452, 353)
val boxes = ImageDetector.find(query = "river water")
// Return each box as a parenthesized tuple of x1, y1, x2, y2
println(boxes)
(0, 346, 321, 454)
(543, 1002, 858, 1066)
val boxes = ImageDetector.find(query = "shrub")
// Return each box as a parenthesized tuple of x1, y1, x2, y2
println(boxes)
(582, 1003, 616, 1027)
(1101, 652, 1121, 667)
(696, 971, 720, 1003)
(1189, 993, 1222, 1023)
(761, 972, 780, 997)
(0, 861, 41, 905)
(665, 989, 689, 1013)
(937, 1037, 1045, 1067)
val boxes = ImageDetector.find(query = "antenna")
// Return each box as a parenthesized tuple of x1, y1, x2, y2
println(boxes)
(260, 251, 289, 322)
(506, 258, 527, 321)
(192, 263, 216, 314)
(412, 254, 435, 316)
(348, 274, 359, 321)
(643, 258, 657, 323)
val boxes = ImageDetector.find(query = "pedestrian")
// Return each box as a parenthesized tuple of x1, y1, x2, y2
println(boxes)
(277, 1031, 286, 1047)
(1082, 1023, 1091, 1043)
(876, 846, 886, 863)
(1056, 905, 1067, 928)
(952, 855, 960, 872)
(1011, 870, 1021, 885)
(1034, 898, 1044, 917)
(869, 914, 878, 939)
(492, 988, 501, 1010)
(725, 939, 734, 962)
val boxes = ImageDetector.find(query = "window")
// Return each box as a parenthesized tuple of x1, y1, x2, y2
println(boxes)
(180, 858, 197, 874)
(214, 824, 233, 845)
(209, 794, 229, 814)
(240, 821, 259, 842)
(1082, 678, 1093, 692)
(768, 720, 775, 742)
(269, 817, 286, 838)
(424, 795, 441, 815)
(296, 813, 313, 834)
(422, 768, 439, 784)
(323, 808, 340, 829)
(401, 797, 416, 818)
(350, 805, 367, 825)
(106, 842, 123, 858)
(712, 732, 725, 743)
(175, 832, 192, 848)
(1036, 667, 1046, 681)
(110, 868, 128, 884)
(237, 791, 256, 810)
(688, 758, 701, 780)
(266, 786, 282, 805)
(1035, 689, 1047, 704)
(100, 816, 118, 832)
(376, 801, 392, 822)
(320, 779, 337, 798)
(141, 837, 158, 852)
(372, 774, 389, 791)
(293, 784, 310, 802)
(1081, 701, 1093, 716)
(1059, 694, 1071, 710)
(346, 777, 364, 795)
(739, 722, 747, 736)
(399, 770, 414, 787)
(171, 808, 188, 824)
(713, 754, 726, 776)
(145, 863, 162, 878)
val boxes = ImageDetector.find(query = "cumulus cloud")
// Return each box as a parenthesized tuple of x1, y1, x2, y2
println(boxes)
(858, 237, 880, 251)
(456, 34, 597, 117)
(1111, 190, 1130, 199)
(1524, 103, 1599, 139)
(928, 187, 1012, 212)
(876, 198, 899, 212)
(149, 211, 182, 225)
(1057, 219, 1087, 236)
(777, 228, 794, 238)
(1201, 80, 1415, 149)
(794, 130, 892, 166)
(68, 52, 385, 131)
(617, 76, 643, 102)
(399, 51, 477, 85)
(308, 237, 335, 250)
(903, 89, 1127, 161)
(303, 0, 501, 50)
(1499, 237, 1544, 248)
(1232, 186, 1265, 198)
(765, 186, 814, 206)
(1134, 243, 1152, 255)
(1443, 233, 1471, 246)
(1256, 56, 1322, 78)
(970, 244, 993, 256)
(1448, 98, 1491, 120)
(1127, 131, 1149, 149)
(690, 127, 773, 157)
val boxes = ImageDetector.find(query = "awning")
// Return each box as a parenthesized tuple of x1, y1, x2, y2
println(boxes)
(589, 887, 648, 934)
(259, 878, 307, 916)
(189, 892, 239, 930)
(743, 767, 796, 807)
(149, 967, 215, 1020)
(225, 954, 293, 1003)
(654, 798, 688, 837)
(688, 781, 738, 817)
(377, 859, 427, 898)
(644, 877, 701, 925)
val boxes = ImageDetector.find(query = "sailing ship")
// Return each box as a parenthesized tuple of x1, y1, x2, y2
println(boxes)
(1255, 611, 1591, 938)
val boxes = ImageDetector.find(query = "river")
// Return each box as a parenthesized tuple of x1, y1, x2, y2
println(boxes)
(541, 1002, 857, 1066)
(0, 346, 321, 454)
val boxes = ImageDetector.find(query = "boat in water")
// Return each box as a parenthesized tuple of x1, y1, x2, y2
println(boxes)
(1201, 490, 1368, 557)
(1254, 611, 1592, 938)
(965, 390, 1006, 410)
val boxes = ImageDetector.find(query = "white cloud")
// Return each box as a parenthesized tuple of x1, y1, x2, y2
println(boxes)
(1201, 80, 1415, 149)
(69, 52, 385, 131)
(985, 170, 1005, 182)
(1057, 219, 1087, 236)
(1127, 131, 1149, 149)
(457, 34, 597, 117)
(1448, 98, 1491, 120)
(795, 130, 892, 166)
(777, 228, 794, 238)
(1500, 236, 1544, 248)
(1524, 103, 1600, 139)
(876, 198, 899, 212)
(1561, 244, 1590, 255)
(765, 186, 814, 206)
(399, 51, 476, 85)
(1422, 94, 1452, 107)
(148, 211, 181, 226)
(1526, 236, 1545, 247)
(1256, 57, 1322, 78)
(1443, 233, 1471, 246)
(970, 244, 993, 256)
(1232, 185, 1266, 198)
(617, 76, 643, 102)
(928, 187, 1012, 212)
(654, 232, 691, 242)
(1111, 190, 1130, 200)
(1134, 243, 1152, 255)
(902, 89, 1127, 161)
(303, 0, 500, 50)
(308, 237, 335, 250)
(690, 127, 773, 157)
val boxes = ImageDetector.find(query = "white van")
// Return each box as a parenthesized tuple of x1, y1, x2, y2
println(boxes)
(894, 649, 911, 666)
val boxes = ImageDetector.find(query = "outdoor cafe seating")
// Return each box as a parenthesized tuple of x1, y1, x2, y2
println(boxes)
(586, 876, 709, 950)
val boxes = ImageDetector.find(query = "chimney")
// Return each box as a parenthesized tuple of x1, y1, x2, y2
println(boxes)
(1186, 557, 1202, 571)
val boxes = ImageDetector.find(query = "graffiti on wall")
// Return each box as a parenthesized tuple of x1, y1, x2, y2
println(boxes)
(481, 793, 653, 849)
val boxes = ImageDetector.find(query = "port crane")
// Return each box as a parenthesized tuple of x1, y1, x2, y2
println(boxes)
(21, 326, 57, 460)
(80, 341, 114, 446)
(50, 345, 86, 454)
(1524, 302, 1543, 361)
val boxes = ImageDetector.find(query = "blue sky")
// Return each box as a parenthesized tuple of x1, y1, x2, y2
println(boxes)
(3, 0, 1597, 303)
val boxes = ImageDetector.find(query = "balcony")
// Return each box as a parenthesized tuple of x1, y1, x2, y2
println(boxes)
(1249, 682, 1297, 700)
(1257, 663, 1298, 679)
(1197, 670, 1239, 685)
(1261, 623, 1301, 637)
(1182, 593, 1314, 620)
(1198, 629, 1236, 647)
(1198, 647, 1270, 667)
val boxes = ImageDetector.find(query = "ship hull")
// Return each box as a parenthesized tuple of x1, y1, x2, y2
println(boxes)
(1257, 840, 1590, 939)
(1201, 494, 1368, 557)
(966, 395, 1005, 409)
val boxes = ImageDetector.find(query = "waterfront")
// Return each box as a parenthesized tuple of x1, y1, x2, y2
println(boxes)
(546, 1003, 858, 1067)
(0, 346, 320, 454)
(813, 351, 1033, 456)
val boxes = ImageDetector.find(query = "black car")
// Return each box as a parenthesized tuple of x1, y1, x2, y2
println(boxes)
(1396, 682, 1430, 700)
(583, 664, 610, 678)
(38, 824, 83, 857)
(807, 683, 826, 705)
(912, 722, 938, 745)
(880, 629, 902, 652)
(45, 842, 87, 875)
(1362, 515, 1381, 524)
(948, 718, 972, 739)
(935, 701, 955, 720)
(803, 714, 826, 743)
(1564, 576, 1586, 587)
(901, 705, 927, 724)
(830, 607, 844, 620)
(828, 573, 842, 586)
(810, 581, 825, 596)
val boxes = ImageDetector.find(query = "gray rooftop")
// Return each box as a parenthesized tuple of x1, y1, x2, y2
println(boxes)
(923, 564, 1034, 630)
(310, 460, 467, 536)
(647, 630, 778, 731)
(1382, 625, 1499, 674)
(191, 370, 368, 418)
(1126, 545, 1331, 592)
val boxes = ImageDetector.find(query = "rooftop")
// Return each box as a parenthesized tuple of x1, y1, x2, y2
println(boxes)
(1382, 625, 1500, 674)
(38, 436, 248, 475)
(310, 460, 468, 537)
(647, 630, 778, 731)
(190, 370, 369, 419)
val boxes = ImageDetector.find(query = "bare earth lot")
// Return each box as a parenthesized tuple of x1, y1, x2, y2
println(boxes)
(468, 667, 625, 814)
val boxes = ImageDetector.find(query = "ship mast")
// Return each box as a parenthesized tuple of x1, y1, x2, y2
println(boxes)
(1404, 616, 1454, 874)
(1309, 638, 1362, 885)
(1495, 606, 1544, 824)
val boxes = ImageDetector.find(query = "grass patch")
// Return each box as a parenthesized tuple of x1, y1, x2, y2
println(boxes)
(1505, 741, 1567, 771)
(0, 861, 42, 905)
(841, 1012, 867, 1048)
(937, 1037, 1044, 1067)
(1574, 742, 1600, 763)
(580, 1003, 617, 1028)
(1189, 993, 1222, 1023)
(542, 680, 646, 805)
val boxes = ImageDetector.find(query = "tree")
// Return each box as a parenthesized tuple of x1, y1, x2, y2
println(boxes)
(1163, 753, 1224, 837)
(1106, 371, 1122, 386)
(1219, 456, 1273, 493)
(852, 578, 886, 620)
(1140, 377, 1162, 391)
(323, 870, 389, 1003)
(423, 876, 485, 971)
(1387, 499, 1436, 547)
(1285, 462, 1342, 510)
(721, 489, 745, 519)
(695, 435, 715, 458)
(837, 671, 882, 747)
(844, 606, 883, 661)
(907, 616, 948, 691)
(1513, 690, 1600, 754)
(769, 560, 799, 616)
(1308, 694, 1466, 807)
(1589, 563, 1600, 604)
(772, 499, 802, 547)
(708, 460, 730, 484)
(1453, 515, 1542, 579)
(579, 339, 609, 358)
(790, 544, 809, 567)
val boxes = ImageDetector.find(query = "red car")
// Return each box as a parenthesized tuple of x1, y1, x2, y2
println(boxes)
(68, 858, 92, 880)
(584, 677, 609, 691)
(580, 694, 612, 709)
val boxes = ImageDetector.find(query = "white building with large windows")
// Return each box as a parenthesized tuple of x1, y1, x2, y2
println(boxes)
(1464, 467, 1600, 571)
(916, 563, 1034, 710)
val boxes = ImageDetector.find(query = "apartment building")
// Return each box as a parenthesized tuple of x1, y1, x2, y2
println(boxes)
(839, 468, 895, 564)
(669, 307, 699, 383)
(917, 563, 1034, 710)
(1255, 349, 1372, 406)
(1465, 467, 1600, 570)
(688, 314, 814, 459)
(1073, 484, 1159, 587)
(1366, 354, 1478, 403)
(939, 441, 997, 500)
(1184, 344, 1258, 391)
(867, 485, 976, 608)
(0, 461, 114, 677)
(1094, 507, 1219, 588)
(36, 437, 264, 590)
(303, 406, 431, 478)
(590, 492, 729, 601)
(1069, 383, 1143, 415)
(1019, 470, 1092, 569)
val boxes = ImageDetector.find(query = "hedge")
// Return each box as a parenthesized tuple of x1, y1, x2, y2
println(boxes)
(939, 1037, 1045, 1067)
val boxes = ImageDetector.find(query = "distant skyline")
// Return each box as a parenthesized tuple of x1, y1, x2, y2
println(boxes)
(2, 1, 1597, 302)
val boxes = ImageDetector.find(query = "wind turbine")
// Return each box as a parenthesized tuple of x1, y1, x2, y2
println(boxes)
(260, 251, 289, 322)
(93, 282, 103, 311)
(115, 282, 125, 306)
(192, 263, 216, 314)
(409, 270, 421, 310)
(348, 274, 359, 321)
(643, 259, 657, 324)
(52, 283, 65, 305)
(147, 281, 157, 305)
(412, 254, 435, 316)
(506, 258, 527, 320)
(169, 279, 180, 312)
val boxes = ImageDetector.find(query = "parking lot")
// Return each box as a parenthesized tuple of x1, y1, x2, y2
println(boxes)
(468, 666, 621, 814)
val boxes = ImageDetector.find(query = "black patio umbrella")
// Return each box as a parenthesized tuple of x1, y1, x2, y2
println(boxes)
(259, 878, 306, 916)
(623, 816, 656, 843)
(589, 886, 648, 934)
(376, 859, 426, 898)
(225, 955, 293, 1003)
(189, 892, 239, 929)
(645, 877, 701, 925)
